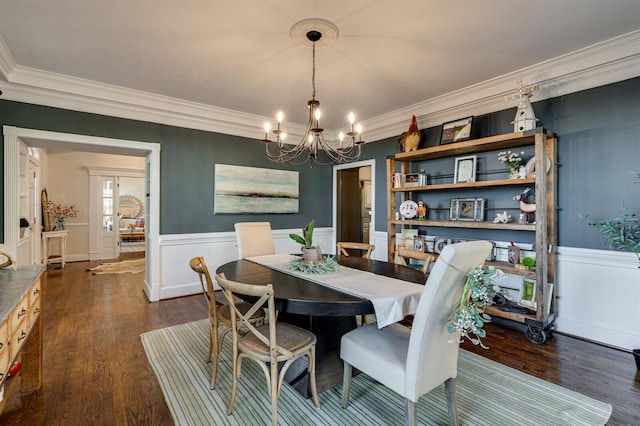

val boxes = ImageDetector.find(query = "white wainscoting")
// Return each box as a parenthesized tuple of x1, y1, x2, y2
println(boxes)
(153, 228, 640, 350)
(556, 246, 640, 351)
(373, 231, 640, 351)
(157, 227, 335, 300)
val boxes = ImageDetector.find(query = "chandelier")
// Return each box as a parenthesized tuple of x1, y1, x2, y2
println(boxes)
(263, 21, 363, 165)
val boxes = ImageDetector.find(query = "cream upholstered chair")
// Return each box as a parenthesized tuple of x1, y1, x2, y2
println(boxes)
(189, 256, 264, 389)
(394, 248, 437, 274)
(234, 222, 276, 258)
(341, 241, 493, 426)
(395, 249, 437, 327)
(337, 241, 375, 259)
(216, 272, 320, 426)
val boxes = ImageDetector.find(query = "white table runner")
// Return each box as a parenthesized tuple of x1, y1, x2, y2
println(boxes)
(246, 254, 426, 328)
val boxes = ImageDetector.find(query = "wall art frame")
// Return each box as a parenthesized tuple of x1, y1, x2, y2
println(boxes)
(214, 164, 299, 214)
(440, 116, 473, 145)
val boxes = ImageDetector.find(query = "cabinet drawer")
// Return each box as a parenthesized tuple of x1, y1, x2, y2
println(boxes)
(0, 320, 7, 353)
(30, 279, 42, 306)
(29, 301, 41, 326)
(0, 347, 9, 382)
(9, 323, 29, 360)
(9, 297, 29, 334)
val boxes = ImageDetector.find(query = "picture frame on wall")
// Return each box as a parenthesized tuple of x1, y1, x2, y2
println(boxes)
(449, 197, 486, 221)
(453, 155, 477, 183)
(440, 116, 473, 145)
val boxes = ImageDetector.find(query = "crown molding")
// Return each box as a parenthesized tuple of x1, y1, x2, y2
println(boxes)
(363, 29, 640, 142)
(0, 34, 16, 81)
(0, 30, 638, 142)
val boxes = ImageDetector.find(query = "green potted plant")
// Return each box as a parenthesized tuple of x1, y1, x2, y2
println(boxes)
(583, 171, 640, 268)
(290, 220, 322, 263)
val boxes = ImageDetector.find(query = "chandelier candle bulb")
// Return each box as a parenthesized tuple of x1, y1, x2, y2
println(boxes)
(264, 122, 271, 140)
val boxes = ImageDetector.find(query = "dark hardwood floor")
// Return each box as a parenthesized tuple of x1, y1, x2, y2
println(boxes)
(1, 259, 638, 425)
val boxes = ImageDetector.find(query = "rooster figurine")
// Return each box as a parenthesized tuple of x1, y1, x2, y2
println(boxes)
(397, 115, 421, 152)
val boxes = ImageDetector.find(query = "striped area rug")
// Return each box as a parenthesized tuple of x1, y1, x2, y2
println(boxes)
(141, 320, 612, 426)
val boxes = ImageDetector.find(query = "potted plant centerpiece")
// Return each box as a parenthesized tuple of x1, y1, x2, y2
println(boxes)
(290, 220, 323, 263)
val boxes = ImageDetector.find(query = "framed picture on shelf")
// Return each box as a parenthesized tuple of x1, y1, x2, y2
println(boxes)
(518, 278, 537, 309)
(449, 197, 486, 221)
(453, 155, 477, 183)
(413, 235, 424, 252)
(401, 228, 419, 249)
(403, 173, 420, 187)
(440, 116, 473, 145)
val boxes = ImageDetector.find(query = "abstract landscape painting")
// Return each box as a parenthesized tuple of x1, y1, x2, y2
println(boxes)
(214, 164, 299, 214)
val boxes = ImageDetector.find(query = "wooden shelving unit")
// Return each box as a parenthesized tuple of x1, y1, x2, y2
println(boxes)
(387, 128, 557, 343)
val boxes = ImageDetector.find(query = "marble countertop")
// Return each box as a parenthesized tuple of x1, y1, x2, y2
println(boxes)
(0, 264, 46, 323)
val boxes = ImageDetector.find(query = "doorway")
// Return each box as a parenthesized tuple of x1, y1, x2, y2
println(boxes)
(3, 126, 161, 302)
(333, 160, 375, 257)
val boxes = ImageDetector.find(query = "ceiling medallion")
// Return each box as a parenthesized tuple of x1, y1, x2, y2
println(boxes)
(262, 19, 363, 166)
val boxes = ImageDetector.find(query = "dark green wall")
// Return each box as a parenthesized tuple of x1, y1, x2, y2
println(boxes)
(2, 76, 639, 250)
(0, 100, 332, 240)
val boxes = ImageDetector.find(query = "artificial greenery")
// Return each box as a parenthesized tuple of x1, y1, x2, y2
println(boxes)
(289, 256, 340, 274)
(289, 219, 315, 248)
(582, 171, 640, 267)
(591, 209, 640, 266)
(447, 266, 506, 349)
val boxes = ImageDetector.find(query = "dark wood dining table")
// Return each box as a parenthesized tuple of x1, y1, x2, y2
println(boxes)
(216, 255, 427, 397)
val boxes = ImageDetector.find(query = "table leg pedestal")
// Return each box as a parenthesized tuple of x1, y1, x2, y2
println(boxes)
(278, 313, 358, 398)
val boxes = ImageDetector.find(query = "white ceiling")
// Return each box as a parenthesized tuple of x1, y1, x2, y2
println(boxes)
(0, 1, 639, 137)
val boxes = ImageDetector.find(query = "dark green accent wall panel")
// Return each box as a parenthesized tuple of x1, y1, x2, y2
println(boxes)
(0, 100, 332, 241)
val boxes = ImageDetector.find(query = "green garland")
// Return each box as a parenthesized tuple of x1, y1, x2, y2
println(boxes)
(288, 257, 340, 274)
(447, 266, 506, 349)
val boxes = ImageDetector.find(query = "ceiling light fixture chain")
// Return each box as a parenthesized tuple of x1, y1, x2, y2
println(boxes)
(262, 22, 363, 166)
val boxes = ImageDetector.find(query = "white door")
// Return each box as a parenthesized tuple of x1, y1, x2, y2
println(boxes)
(98, 176, 118, 259)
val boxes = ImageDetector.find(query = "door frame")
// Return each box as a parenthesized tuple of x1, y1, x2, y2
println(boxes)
(332, 159, 375, 255)
(3, 126, 161, 302)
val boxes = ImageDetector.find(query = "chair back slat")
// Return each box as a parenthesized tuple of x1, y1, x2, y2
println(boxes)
(404, 241, 492, 400)
(337, 242, 375, 259)
(189, 256, 216, 316)
(216, 273, 295, 359)
(394, 249, 436, 274)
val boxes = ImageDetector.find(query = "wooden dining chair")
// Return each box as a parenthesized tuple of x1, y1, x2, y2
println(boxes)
(216, 272, 320, 426)
(337, 241, 375, 259)
(234, 222, 276, 258)
(189, 256, 265, 389)
(394, 248, 437, 274)
(341, 241, 493, 426)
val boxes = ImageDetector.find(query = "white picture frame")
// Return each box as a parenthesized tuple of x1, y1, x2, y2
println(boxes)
(518, 278, 537, 309)
(453, 155, 477, 183)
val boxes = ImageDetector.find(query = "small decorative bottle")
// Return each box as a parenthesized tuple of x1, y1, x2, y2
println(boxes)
(418, 169, 426, 186)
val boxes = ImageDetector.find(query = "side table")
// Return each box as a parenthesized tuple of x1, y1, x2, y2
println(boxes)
(42, 230, 69, 268)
